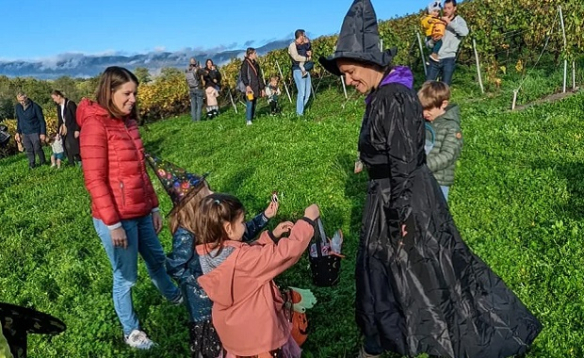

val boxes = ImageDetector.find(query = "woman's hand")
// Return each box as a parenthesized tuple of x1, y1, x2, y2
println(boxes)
(246, 86, 253, 94)
(264, 199, 279, 219)
(152, 211, 163, 234)
(272, 221, 294, 239)
(110, 227, 128, 249)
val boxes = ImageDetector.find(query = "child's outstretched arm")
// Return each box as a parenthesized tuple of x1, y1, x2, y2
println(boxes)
(237, 205, 319, 285)
(243, 199, 278, 242)
(427, 125, 462, 172)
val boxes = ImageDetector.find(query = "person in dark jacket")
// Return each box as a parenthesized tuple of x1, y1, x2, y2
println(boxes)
(145, 154, 278, 358)
(51, 90, 81, 166)
(319, 1, 542, 357)
(14, 92, 46, 168)
(203, 59, 222, 119)
(186, 58, 207, 122)
(418, 81, 462, 201)
(240, 48, 265, 126)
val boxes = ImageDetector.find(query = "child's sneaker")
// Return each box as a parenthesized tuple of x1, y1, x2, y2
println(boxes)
(246, 120, 252, 126)
(430, 53, 440, 62)
(124, 330, 156, 350)
(50, 163, 56, 168)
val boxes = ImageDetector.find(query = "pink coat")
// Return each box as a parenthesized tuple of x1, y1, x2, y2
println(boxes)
(197, 219, 314, 356)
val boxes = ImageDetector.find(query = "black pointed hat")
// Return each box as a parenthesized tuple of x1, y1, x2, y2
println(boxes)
(319, 0, 396, 77)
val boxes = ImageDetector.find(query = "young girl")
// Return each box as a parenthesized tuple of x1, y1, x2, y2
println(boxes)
(194, 193, 319, 358)
(146, 155, 279, 358)
(49, 133, 65, 168)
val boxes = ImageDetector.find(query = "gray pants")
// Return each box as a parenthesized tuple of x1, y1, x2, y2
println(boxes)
(22, 133, 46, 166)
(189, 89, 204, 122)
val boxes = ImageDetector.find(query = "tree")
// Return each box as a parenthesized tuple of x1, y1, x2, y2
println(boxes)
(134, 67, 152, 84)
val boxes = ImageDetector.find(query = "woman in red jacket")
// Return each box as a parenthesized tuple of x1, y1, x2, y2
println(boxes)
(77, 66, 182, 350)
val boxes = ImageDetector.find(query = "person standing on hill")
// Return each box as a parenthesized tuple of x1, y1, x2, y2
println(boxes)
(288, 29, 312, 116)
(425, 0, 468, 85)
(240, 48, 265, 126)
(14, 92, 46, 169)
(77, 66, 182, 349)
(51, 90, 81, 166)
(203, 59, 222, 119)
(186, 58, 207, 122)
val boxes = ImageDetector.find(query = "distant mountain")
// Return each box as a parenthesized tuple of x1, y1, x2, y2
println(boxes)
(0, 39, 292, 80)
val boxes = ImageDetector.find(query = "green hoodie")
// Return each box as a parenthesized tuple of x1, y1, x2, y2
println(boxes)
(426, 104, 463, 186)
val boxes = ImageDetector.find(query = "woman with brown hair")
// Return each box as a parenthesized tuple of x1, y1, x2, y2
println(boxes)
(77, 66, 182, 350)
(51, 90, 81, 166)
(240, 47, 265, 125)
(319, 1, 541, 357)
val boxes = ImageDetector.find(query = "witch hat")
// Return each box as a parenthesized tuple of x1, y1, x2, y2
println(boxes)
(318, 0, 396, 76)
(145, 154, 209, 216)
(0, 302, 66, 358)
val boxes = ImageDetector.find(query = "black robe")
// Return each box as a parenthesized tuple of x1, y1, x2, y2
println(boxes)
(56, 99, 80, 163)
(355, 71, 541, 358)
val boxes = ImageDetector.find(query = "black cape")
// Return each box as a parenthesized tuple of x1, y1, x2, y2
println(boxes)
(355, 68, 542, 358)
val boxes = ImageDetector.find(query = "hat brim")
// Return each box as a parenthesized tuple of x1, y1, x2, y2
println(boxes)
(0, 302, 66, 335)
(318, 48, 397, 77)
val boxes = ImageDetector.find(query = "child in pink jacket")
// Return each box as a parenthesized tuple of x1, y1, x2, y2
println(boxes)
(194, 193, 319, 358)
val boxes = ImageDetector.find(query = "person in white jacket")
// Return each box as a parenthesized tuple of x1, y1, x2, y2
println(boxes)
(425, 0, 468, 85)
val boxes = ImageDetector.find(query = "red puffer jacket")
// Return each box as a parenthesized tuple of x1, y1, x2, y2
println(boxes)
(77, 99, 159, 227)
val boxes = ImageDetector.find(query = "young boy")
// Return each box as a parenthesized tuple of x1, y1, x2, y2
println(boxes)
(298, 36, 313, 77)
(421, 1, 446, 62)
(265, 76, 282, 115)
(418, 81, 462, 202)
(49, 133, 65, 169)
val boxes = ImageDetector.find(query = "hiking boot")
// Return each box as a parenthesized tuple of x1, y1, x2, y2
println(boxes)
(124, 330, 157, 350)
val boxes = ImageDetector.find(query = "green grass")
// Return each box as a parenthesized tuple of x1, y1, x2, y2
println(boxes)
(2, 62, 584, 357)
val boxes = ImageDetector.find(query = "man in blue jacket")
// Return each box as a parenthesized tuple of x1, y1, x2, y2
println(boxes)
(14, 92, 47, 168)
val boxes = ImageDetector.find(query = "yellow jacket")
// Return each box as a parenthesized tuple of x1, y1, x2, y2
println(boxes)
(421, 15, 445, 37)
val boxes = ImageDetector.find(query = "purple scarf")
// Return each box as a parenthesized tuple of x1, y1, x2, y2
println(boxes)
(365, 66, 414, 104)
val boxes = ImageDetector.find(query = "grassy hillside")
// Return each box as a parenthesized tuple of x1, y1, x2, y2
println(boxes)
(1, 60, 584, 358)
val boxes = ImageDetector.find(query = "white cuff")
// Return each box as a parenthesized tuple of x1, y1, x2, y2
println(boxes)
(107, 222, 122, 230)
(151, 207, 160, 213)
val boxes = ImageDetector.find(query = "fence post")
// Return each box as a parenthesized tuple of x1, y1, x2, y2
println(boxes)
(511, 90, 518, 110)
(416, 31, 427, 76)
(559, 5, 567, 93)
(275, 60, 293, 103)
(340, 76, 348, 99)
(572, 61, 577, 90)
(227, 88, 238, 114)
(472, 38, 485, 94)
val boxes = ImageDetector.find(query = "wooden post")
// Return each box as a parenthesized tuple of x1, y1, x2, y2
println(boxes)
(559, 5, 567, 93)
(511, 90, 518, 110)
(275, 60, 292, 103)
(572, 61, 577, 90)
(340, 75, 348, 99)
(416, 31, 428, 76)
(227, 88, 238, 114)
(472, 38, 485, 94)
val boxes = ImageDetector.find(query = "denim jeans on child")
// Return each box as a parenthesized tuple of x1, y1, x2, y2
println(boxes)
(426, 57, 456, 85)
(93, 216, 181, 335)
(246, 98, 257, 121)
(293, 69, 311, 115)
(189, 89, 205, 122)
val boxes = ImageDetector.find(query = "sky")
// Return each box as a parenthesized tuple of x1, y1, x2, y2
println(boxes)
(0, 0, 430, 61)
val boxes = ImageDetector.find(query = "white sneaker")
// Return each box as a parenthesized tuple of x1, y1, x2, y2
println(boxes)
(124, 330, 156, 350)
(246, 120, 252, 126)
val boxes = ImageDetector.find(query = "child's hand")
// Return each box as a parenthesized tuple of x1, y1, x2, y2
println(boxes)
(304, 204, 320, 221)
(273, 221, 294, 239)
(264, 199, 279, 219)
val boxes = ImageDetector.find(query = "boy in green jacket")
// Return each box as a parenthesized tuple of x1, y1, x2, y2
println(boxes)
(418, 81, 462, 201)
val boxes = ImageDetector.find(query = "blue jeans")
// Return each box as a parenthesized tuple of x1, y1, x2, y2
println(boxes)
(426, 57, 456, 85)
(293, 69, 311, 115)
(190, 89, 204, 122)
(94, 216, 181, 335)
(441, 185, 450, 201)
(246, 98, 257, 121)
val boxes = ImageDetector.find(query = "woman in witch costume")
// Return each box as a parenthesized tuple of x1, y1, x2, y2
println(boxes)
(319, 1, 542, 357)
(145, 155, 280, 358)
